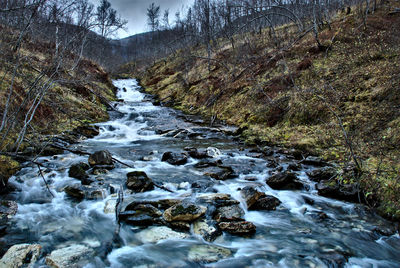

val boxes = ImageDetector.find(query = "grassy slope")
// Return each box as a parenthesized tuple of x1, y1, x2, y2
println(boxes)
(137, 5, 400, 219)
(0, 25, 116, 182)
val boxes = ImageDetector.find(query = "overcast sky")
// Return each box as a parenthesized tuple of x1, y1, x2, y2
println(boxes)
(99, 0, 194, 39)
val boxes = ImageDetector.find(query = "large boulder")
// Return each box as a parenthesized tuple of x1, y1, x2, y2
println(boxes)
(75, 125, 100, 139)
(126, 171, 154, 192)
(306, 167, 337, 182)
(0, 244, 41, 268)
(46, 244, 94, 268)
(218, 221, 256, 235)
(163, 202, 206, 222)
(316, 180, 360, 202)
(266, 171, 304, 190)
(240, 186, 281, 210)
(161, 152, 188, 165)
(88, 150, 113, 167)
(214, 204, 245, 222)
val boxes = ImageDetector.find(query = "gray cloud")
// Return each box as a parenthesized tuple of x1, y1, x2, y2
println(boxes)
(99, 0, 194, 38)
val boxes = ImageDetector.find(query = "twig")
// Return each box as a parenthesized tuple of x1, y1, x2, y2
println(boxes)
(36, 163, 55, 198)
(153, 182, 175, 193)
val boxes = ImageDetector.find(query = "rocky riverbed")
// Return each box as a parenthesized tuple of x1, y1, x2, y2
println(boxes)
(0, 79, 399, 267)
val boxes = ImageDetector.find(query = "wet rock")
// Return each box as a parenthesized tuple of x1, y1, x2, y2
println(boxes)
(136, 226, 189, 243)
(193, 159, 222, 168)
(68, 162, 89, 182)
(0, 200, 18, 219)
(301, 156, 329, 167)
(92, 168, 109, 175)
(126, 171, 154, 192)
(184, 147, 209, 159)
(167, 221, 191, 231)
(206, 147, 221, 158)
(75, 125, 100, 138)
(0, 244, 41, 268)
(63, 184, 105, 200)
(240, 186, 265, 208)
(124, 199, 181, 211)
(193, 219, 221, 242)
(266, 171, 304, 190)
(287, 163, 301, 171)
(266, 159, 278, 168)
(240, 186, 281, 210)
(161, 152, 188, 165)
(104, 199, 117, 214)
(316, 180, 360, 202)
(46, 244, 94, 268)
(215, 204, 245, 222)
(320, 251, 349, 267)
(197, 193, 232, 203)
(163, 202, 206, 222)
(203, 166, 235, 180)
(120, 204, 163, 226)
(188, 245, 232, 263)
(88, 150, 114, 167)
(306, 167, 337, 182)
(218, 221, 256, 235)
(252, 196, 281, 211)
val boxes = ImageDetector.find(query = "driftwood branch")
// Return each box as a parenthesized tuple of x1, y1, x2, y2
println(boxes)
(36, 163, 55, 198)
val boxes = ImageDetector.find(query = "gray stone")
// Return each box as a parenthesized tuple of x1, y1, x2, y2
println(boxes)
(215, 205, 245, 222)
(193, 219, 221, 242)
(218, 221, 256, 235)
(0, 244, 41, 268)
(188, 245, 232, 263)
(136, 226, 189, 243)
(45, 244, 94, 268)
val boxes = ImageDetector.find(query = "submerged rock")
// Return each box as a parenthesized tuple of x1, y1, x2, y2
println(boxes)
(46, 244, 94, 268)
(0, 243, 41, 268)
(88, 150, 114, 167)
(136, 226, 189, 243)
(126, 171, 154, 192)
(218, 221, 256, 235)
(161, 152, 188, 165)
(266, 171, 304, 190)
(203, 166, 235, 180)
(188, 245, 232, 263)
(163, 202, 206, 222)
(193, 219, 221, 242)
(184, 147, 209, 159)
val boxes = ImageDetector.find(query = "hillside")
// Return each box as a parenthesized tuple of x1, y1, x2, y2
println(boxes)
(0, 24, 116, 191)
(137, 5, 400, 219)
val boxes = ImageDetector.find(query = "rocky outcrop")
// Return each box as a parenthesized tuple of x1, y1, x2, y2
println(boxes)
(161, 152, 188, 165)
(163, 202, 206, 222)
(46, 244, 94, 268)
(126, 171, 154, 192)
(266, 171, 304, 190)
(88, 150, 114, 168)
(0, 244, 41, 268)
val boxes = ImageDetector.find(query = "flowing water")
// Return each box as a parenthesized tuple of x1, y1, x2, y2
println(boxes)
(1, 79, 399, 267)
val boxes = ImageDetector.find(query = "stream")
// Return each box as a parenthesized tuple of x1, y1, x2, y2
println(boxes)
(1, 79, 399, 267)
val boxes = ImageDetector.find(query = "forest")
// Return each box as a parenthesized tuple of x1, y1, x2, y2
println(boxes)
(0, 0, 400, 267)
